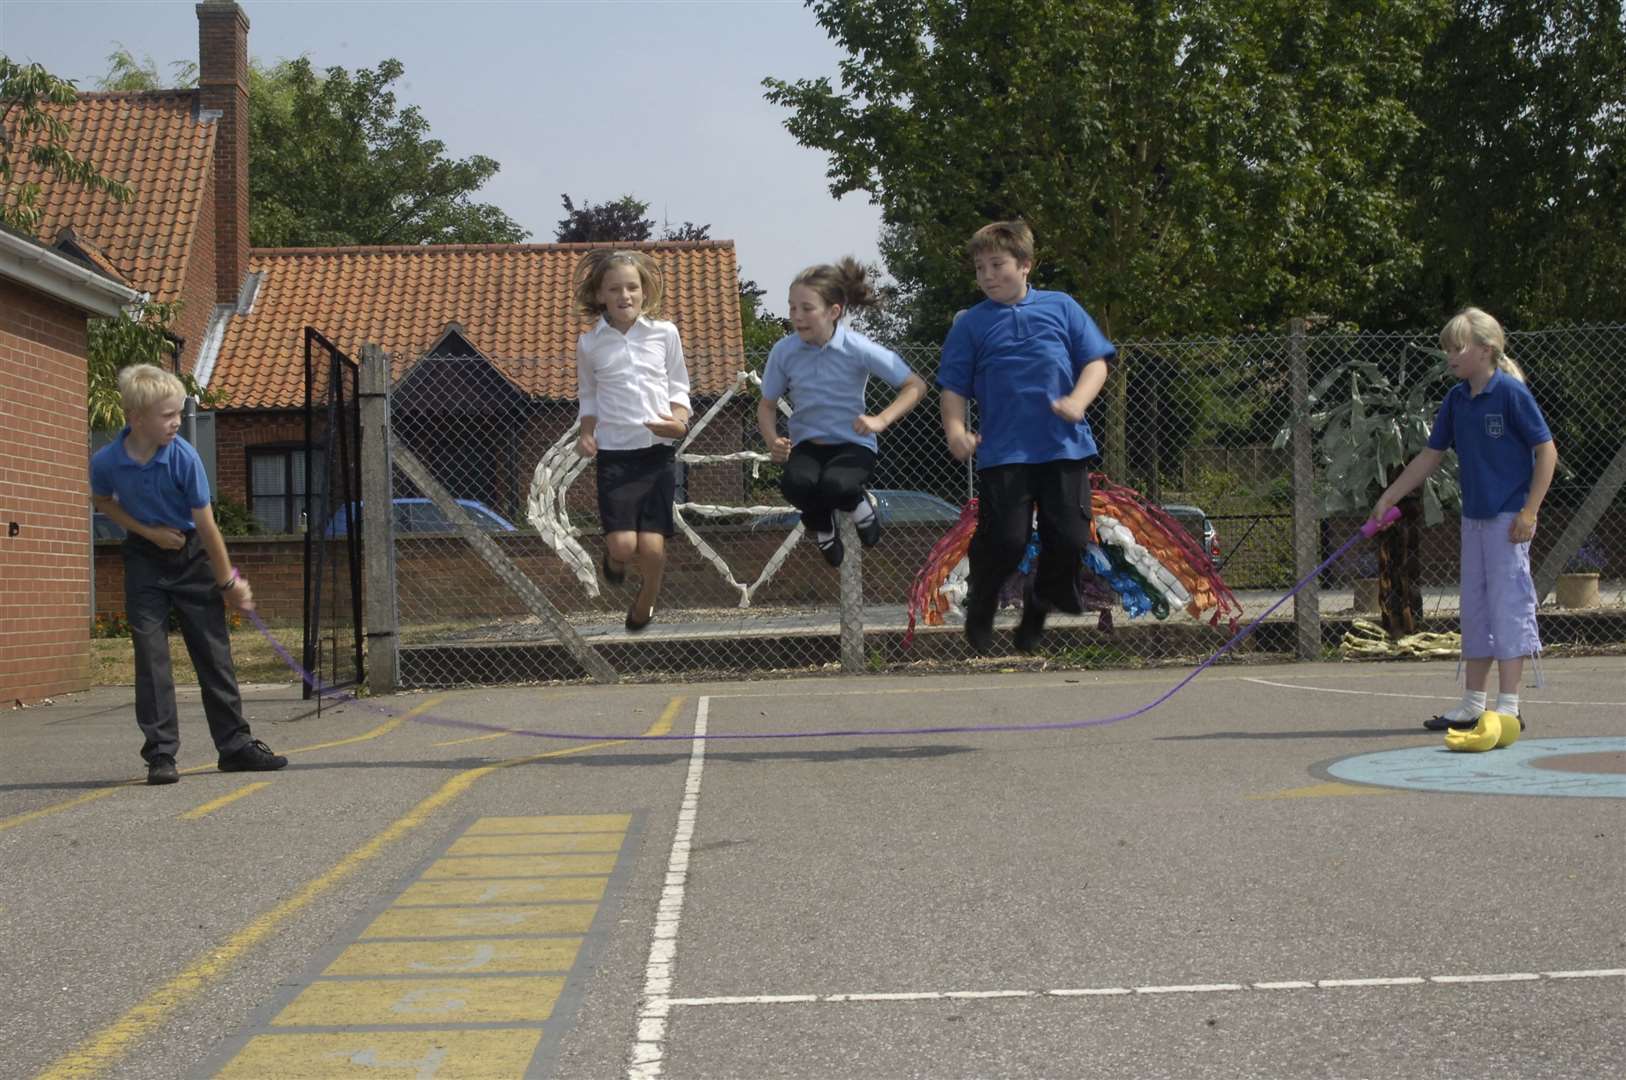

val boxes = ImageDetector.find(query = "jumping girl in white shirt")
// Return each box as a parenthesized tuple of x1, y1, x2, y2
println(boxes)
(574, 250, 691, 631)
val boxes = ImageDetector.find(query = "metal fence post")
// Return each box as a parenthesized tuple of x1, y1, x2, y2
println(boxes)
(1289, 318, 1321, 659)
(359, 344, 398, 694)
(838, 511, 865, 672)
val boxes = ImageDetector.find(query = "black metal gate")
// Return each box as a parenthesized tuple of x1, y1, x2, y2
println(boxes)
(302, 327, 364, 704)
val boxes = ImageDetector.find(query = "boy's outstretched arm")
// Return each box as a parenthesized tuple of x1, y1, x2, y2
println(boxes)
(192, 503, 255, 610)
(1050, 357, 1111, 423)
(940, 389, 979, 462)
(1371, 448, 1445, 523)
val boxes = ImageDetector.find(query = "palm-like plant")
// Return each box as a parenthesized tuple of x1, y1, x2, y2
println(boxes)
(1276, 343, 1461, 635)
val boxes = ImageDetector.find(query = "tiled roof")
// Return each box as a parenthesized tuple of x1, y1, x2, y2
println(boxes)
(9, 91, 214, 303)
(210, 241, 747, 408)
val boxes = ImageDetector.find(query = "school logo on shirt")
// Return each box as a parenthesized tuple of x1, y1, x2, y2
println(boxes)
(1485, 414, 1504, 438)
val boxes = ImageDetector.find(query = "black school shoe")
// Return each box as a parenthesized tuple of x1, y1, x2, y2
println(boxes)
(147, 754, 179, 785)
(1425, 711, 1528, 733)
(855, 491, 882, 548)
(815, 530, 844, 567)
(218, 739, 288, 773)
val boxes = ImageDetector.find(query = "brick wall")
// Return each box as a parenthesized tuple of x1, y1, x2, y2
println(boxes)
(0, 278, 94, 704)
(173, 162, 218, 375)
(198, 0, 250, 305)
(212, 410, 311, 507)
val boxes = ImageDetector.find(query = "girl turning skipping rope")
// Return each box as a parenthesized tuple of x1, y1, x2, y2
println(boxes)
(1370, 306, 1557, 737)
(574, 250, 692, 631)
(757, 258, 926, 566)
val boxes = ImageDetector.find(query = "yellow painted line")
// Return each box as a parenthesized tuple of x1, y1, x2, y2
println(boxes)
(1248, 782, 1403, 800)
(447, 832, 625, 856)
(0, 698, 437, 837)
(35, 702, 681, 1079)
(273, 975, 564, 1027)
(434, 693, 686, 749)
(322, 936, 582, 978)
(394, 877, 609, 906)
(465, 812, 633, 834)
(216, 1028, 544, 1079)
(361, 903, 599, 940)
(432, 728, 518, 747)
(180, 782, 270, 821)
(424, 853, 619, 879)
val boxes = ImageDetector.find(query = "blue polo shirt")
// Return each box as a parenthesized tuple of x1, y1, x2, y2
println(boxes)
(90, 429, 210, 531)
(761, 325, 914, 451)
(937, 288, 1115, 468)
(1425, 370, 1552, 519)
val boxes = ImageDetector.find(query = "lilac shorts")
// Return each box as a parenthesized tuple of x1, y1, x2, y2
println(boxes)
(1459, 513, 1541, 660)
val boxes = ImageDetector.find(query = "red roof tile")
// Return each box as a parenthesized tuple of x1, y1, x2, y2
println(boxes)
(210, 241, 747, 408)
(9, 91, 214, 303)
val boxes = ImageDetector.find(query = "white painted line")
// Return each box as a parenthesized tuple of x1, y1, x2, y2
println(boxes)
(648, 969, 1622, 1012)
(1242, 677, 1626, 709)
(1317, 977, 1426, 988)
(1134, 983, 1245, 994)
(627, 697, 707, 1080)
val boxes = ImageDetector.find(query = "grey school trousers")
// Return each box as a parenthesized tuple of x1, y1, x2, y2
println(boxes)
(123, 531, 252, 763)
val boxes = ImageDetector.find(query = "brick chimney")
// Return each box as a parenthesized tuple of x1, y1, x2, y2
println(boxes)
(197, 1, 249, 304)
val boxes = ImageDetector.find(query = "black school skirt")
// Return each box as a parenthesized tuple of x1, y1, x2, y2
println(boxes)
(596, 444, 677, 536)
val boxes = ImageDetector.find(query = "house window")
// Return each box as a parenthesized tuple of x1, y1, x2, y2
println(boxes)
(248, 447, 323, 533)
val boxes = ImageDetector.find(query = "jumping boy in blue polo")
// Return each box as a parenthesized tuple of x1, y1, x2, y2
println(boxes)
(91, 364, 287, 784)
(939, 220, 1116, 654)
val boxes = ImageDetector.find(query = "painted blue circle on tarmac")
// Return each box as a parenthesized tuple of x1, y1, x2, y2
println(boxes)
(1325, 737, 1626, 798)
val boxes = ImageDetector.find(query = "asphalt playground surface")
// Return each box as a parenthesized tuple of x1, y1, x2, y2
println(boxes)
(4, 657, 1623, 1079)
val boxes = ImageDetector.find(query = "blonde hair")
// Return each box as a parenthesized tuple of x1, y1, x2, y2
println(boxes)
(117, 363, 186, 416)
(1441, 306, 1526, 382)
(572, 249, 664, 318)
(790, 256, 880, 315)
(966, 219, 1034, 265)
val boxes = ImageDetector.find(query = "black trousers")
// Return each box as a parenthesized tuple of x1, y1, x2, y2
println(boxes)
(779, 441, 877, 533)
(123, 531, 251, 763)
(967, 460, 1093, 617)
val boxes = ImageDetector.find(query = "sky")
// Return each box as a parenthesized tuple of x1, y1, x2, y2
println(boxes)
(0, 0, 886, 317)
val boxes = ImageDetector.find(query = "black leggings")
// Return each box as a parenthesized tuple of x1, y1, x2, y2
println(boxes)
(779, 441, 877, 533)
(968, 459, 1092, 615)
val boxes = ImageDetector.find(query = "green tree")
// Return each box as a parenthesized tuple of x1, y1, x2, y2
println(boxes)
(555, 193, 656, 243)
(765, 0, 1446, 476)
(1, 57, 133, 232)
(86, 299, 216, 432)
(1399, 0, 1626, 327)
(249, 58, 527, 246)
(94, 49, 529, 247)
(95, 44, 196, 91)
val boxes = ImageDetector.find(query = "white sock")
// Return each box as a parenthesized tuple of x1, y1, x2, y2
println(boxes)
(850, 496, 876, 525)
(1494, 692, 1519, 717)
(1443, 691, 1487, 722)
(815, 528, 837, 546)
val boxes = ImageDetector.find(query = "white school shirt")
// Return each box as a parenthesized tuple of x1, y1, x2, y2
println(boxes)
(576, 315, 692, 451)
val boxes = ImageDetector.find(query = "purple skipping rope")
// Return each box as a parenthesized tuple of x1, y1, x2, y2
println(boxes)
(249, 508, 1400, 743)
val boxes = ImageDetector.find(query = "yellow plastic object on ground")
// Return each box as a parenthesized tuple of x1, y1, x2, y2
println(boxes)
(1494, 710, 1521, 749)
(1445, 711, 1503, 753)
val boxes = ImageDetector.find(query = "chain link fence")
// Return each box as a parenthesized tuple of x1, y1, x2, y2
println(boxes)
(383, 326, 1625, 687)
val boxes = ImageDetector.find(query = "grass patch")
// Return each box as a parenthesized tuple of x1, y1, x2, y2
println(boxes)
(91, 624, 305, 687)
